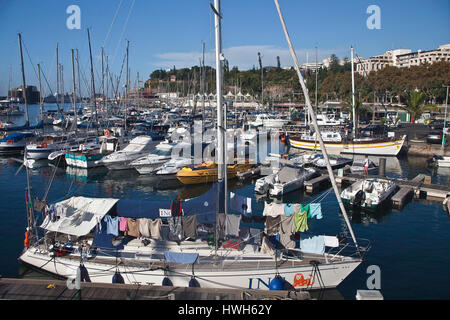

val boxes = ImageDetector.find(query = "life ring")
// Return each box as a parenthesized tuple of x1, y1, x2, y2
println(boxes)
(24, 231, 30, 248)
(40, 142, 47, 148)
(6, 139, 13, 145)
(104, 129, 111, 138)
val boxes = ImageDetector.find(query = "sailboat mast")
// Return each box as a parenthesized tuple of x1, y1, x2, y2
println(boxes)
(18, 33, 30, 127)
(71, 49, 77, 133)
(87, 28, 98, 127)
(274, 0, 360, 251)
(351, 46, 356, 138)
(38, 63, 44, 133)
(125, 40, 129, 132)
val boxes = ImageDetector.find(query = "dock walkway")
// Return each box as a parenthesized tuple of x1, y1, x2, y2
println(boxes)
(0, 278, 310, 300)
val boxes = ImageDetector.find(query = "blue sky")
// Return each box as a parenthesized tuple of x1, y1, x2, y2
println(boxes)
(0, 0, 449, 96)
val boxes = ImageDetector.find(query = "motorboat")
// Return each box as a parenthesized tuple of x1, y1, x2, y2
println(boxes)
(0, 132, 35, 154)
(25, 134, 75, 160)
(95, 134, 165, 170)
(254, 164, 319, 196)
(130, 142, 175, 175)
(155, 157, 194, 176)
(350, 159, 378, 174)
(248, 113, 289, 129)
(427, 155, 450, 168)
(65, 136, 122, 169)
(312, 154, 353, 169)
(340, 178, 397, 210)
(176, 161, 253, 185)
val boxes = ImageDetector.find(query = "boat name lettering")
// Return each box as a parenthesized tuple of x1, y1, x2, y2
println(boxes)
(159, 209, 171, 217)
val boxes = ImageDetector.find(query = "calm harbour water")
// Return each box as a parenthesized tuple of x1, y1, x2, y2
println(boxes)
(1, 104, 450, 300)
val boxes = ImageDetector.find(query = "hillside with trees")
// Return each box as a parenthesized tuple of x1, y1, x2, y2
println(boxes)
(145, 57, 450, 105)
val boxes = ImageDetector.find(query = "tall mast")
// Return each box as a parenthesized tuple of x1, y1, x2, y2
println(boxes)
(315, 46, 318, 108)
(56, 43, 61, 116)
(351, 46, 356, 138)
(71, 49, 77, 133)
(274, 0, 360, 252)
(8, 65, 12, 100)
(125, 40, 129, 132)
(61, 65, 65, 114)
(87, 28, 98, 127)
(18, 33, 30, 127)
(201, 42, 206, 121)
(76, 49, 81, 102)
(37, 63, 44, 133)
(101, 47, 105, 110)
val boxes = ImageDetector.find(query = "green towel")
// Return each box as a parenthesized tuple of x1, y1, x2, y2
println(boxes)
(294, 210, 309, 233)
(301, 204, 311, 219)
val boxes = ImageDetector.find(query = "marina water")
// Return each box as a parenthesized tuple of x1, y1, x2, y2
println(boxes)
(1, 104, 450, 299)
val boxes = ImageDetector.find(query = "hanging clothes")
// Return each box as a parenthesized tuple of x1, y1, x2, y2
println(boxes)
(126, 218, 140, 238)
(263, 202, 284, 217)
(182, 215, 197, 239)
(168, 216, 183, 241)
(301, 204, 311, 219)
(300, 235, 325, 255)
(119, 217, 128, 232)
(284, 203, 294, 216)
(139, 218, 151, 238)
(279, 215, 296, 249)
(265, 215, 281, 235)
(149, 219, 162, 239)
(216, 213, 226, 240)
(170, 200, 183, 217)
(323, 235, 339, 247)
(309, 203, 323, 219)
(294, 210, 308, 233)
(104, 216, 120, 236)
(225, 214, 242, 237)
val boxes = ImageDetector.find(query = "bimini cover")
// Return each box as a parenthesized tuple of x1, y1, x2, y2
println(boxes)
(40, 196, 119, 237)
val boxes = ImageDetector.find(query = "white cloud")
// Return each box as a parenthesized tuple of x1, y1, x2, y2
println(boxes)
(153, 45, 347, 70)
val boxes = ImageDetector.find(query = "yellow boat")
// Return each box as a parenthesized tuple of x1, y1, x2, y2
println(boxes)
(176, 161, 253, 185)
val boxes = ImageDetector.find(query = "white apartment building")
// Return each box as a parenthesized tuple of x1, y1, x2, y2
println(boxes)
(355, 44, 450, 76)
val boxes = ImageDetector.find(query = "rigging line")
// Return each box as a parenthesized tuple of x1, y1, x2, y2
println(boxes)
(111, 0, 135, 66)
(102, 0, 124, 49)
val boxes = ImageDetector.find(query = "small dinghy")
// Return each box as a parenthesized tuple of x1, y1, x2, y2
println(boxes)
(340, 178, 397, 210)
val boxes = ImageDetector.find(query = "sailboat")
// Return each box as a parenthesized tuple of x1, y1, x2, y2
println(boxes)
(19, 1, 368, 291)
(288, 46, 406, 156)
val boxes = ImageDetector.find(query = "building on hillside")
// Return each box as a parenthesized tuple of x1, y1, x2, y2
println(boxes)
(395, 44, 450, 67)
(355, 49, 411, 75)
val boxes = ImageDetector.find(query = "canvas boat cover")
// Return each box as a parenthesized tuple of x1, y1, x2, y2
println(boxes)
(40, 196, 119, 236)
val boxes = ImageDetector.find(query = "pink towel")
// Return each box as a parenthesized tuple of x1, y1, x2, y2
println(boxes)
(119, 217, 128, 232)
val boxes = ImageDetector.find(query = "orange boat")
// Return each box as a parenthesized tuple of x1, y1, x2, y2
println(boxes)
(176, 161, 252, 185)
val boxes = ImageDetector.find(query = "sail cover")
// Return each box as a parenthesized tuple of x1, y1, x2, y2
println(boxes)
(40, 196, 119, 237)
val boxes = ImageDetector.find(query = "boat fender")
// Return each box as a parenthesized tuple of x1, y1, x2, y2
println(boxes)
(24, 231, 30, 248)
(269, 277, 283, 290)
(112, 270, 125, 284)
(162, 277, 173, 286)
(188, 277, 200, 287)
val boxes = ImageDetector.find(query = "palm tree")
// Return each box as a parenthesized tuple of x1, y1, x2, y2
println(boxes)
(402, 91, 438, 122)
(341, 95, 370, 133)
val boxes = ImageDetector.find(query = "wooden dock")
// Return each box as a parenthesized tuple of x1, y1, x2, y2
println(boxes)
(0, 278, 310, 300)
(304, 174, 330, 194)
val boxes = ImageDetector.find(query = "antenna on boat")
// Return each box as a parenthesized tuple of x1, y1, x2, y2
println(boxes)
(273, 0, 360, 253)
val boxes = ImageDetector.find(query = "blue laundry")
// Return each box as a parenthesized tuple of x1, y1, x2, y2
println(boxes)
(284, 203, 294, 216)
(300, 235, 325, 255)
(309, 203, 323, 219)
(104, 216, 120, 236)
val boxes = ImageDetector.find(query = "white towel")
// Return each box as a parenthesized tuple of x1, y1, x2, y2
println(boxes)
(323, 235, 339, 247)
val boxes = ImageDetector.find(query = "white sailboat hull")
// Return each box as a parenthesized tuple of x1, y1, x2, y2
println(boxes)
(289, 136, 406, 156)
(19, 248, 361, 290)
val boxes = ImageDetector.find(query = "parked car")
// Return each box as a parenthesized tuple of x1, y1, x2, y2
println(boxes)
(429, 120, 450, 130)
(426, 130, 444, 144)
(360, 124, 387, 137)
